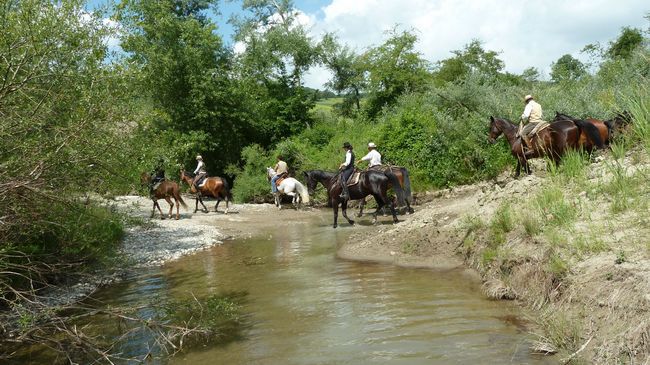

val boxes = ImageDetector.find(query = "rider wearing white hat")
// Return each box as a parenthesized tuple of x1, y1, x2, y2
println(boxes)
(359, 142, 382, 168)
(519, 94, 546, 148)
(192, 155, 207, 188)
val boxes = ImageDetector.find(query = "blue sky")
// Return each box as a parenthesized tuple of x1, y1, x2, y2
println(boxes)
(88, 1, 649, 89)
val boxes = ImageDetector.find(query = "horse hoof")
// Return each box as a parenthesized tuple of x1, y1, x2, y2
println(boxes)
(333, 225, 337, 229)
(203, 210, 209, 214)
(356, 213, 363, 218)
(349, 220, 355, 225)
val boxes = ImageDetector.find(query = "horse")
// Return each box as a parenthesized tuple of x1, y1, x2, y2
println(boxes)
(303, 169, 406, 228)
(552, 112, 609, 149)
(488, 116, 590, 176)
(140, 172, 187, 220)
(179, 170, 232, 214)
(357, 166, 414, 217)
(266, 167, 310, 209)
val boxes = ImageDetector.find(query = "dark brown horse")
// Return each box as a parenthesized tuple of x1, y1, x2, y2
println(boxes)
(180, 170, 232, 214)
(358, 165, 414, 217)
(552, 112, 608, 149)
(488, 116, 584, 176)
(304, 169, 405, 228)
(140, 172, 187, 220)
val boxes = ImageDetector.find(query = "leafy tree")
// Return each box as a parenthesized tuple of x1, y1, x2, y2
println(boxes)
(434, 39, 504, 85)
(319, 34, 365, 114)
(521, 67, 541, 83)
(361, 28, 431, 118)
(607, 27, 644, 60)
(550, 54, 586, 82)
(115, 0, 253, 173)
(231, 0, 318, 136)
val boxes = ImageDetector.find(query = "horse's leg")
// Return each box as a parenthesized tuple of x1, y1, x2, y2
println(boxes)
(224, 195, 229, 215)
(371, 194, 385, 225)
(194, 196, 199, 213)
(154, 200, 165, 220)
(387, 196, 399, 224)
(165, 196, 174, 219)
(332, 198, 339, 229)
(151, 200, 158, 218)
(514, 159, 521, 178)
(215, 198, 220, 213)
(341, 199, 355, 226)
(175, 197, 180, 220)
(198, 195, 209, 213)
(357, 196, 366, 217)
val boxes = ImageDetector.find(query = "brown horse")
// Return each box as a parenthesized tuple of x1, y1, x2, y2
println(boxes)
(488, 116, 584, 176)
(552, 112, 608, 150)
(140, 172, 187, 220)
(358, 165, 414, 217)
(179, 170, 231, 214)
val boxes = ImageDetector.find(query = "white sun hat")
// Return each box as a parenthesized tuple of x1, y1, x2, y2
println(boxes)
(368, 142, 377, 148)
(524, 94, 533, 101)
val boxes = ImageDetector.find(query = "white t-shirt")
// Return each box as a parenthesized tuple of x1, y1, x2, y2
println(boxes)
(343, 150, 352, 167)
(193, 160, 205, 174)
(361, 150, 382, 167)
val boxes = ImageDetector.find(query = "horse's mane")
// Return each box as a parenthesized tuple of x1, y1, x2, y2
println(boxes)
(183, 170, 196, 177)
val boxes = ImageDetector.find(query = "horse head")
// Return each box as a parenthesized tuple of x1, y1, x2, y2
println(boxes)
(140, 172, 151, 185)
(488, 116, 503, 144)
(553, 111, 574, 122)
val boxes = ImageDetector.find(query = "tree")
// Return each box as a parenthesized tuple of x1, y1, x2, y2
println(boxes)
(231, 0, 319, 135)
(550, 54, 586, 82)
(319, 34, 365, 114)
(434, 39, 504, 85)
(361, 28, 431, 118)
(607, 27, 644, 60)
(521, 67, 540, 83)
(115, 0, 254, 173)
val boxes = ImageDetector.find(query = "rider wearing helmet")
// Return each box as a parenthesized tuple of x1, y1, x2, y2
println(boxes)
(193, 155, 207, 189)
(339, 142, 355, 200)
(520, 94, 547, 148)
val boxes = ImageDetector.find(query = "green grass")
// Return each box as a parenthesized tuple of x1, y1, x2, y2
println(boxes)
(535, 186, 577, 227)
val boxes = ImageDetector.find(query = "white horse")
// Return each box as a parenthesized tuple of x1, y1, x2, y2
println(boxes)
(266, 167, 310, 209)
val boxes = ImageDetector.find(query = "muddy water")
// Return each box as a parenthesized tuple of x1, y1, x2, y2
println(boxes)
(97, 211, 554, 364)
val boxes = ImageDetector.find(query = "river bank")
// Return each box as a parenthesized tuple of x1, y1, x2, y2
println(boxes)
(339, 150, 650, 364)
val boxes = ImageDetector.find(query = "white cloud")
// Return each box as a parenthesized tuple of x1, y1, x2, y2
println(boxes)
(303, 0, 649, 88)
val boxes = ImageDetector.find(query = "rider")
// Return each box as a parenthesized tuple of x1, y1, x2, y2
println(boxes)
(358, 142, 382, 169)
(271, 155, 288, 193)
(338, 142, 355, 200)
(192, 155, 207, 189)
(149, 157, 165, 196)
(519, 94, 546, 148)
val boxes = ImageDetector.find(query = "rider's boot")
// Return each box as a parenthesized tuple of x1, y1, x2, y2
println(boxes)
(339, 183, 350, 200)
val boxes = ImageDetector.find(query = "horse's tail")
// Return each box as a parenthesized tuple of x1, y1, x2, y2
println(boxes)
(297, 181, 310, 204)
(295, 181, 310, 204)
(398, 167, 413, 204)
(575, 120, 604, 149)
(221, 177, 233, 201)
(385, 171, 406, 207)
(175, 186, 188, 209)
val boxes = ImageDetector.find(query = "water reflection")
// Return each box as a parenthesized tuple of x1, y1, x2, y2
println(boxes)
(94, 212, 553, 365)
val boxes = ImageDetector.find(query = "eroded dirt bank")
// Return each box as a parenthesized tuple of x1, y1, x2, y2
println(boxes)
(339, 154, 650, 364)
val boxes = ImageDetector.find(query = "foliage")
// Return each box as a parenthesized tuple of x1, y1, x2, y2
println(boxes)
(607, 27, 644, 60)
(433, 39, 505, 85)
(550, 54, 586, 83)
(360, 28, 432, 118)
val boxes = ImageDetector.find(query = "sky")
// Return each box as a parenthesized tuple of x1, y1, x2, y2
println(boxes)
(90, 0, 649, 89)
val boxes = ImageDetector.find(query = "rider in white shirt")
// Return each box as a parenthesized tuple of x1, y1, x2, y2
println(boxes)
(359, 142, 382, 168)
(193, 155, 207, 188)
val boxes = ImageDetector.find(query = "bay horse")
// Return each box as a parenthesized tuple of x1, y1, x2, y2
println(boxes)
(552, 112, 608, 150)
(303, 169, 405, 228)
(140, 172, 187, 220)
(179, 170, 231, 214)
(266, 167, 310, 209)
(488, 116, 588, 176)
(357, 166, 414, 217)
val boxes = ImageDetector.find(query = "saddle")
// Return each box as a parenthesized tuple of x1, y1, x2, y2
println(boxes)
(275, 172, 289, 186)
(195, 175, 207, 187)
(519, 121, 550, 150)
(346, 170, 361, 186)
